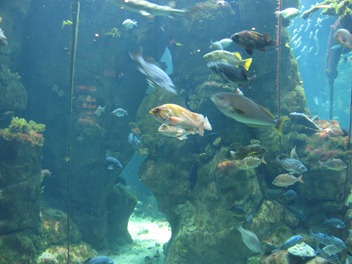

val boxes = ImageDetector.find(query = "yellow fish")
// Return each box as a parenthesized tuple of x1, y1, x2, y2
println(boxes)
(62, 20, 73, 29)
(149, 104, 212, 136)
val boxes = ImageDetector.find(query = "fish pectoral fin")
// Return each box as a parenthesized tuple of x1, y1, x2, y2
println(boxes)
(230, 107, 245, 115)
(168, 116, 182, 124)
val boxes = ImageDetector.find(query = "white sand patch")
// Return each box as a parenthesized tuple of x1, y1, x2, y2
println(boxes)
(110, 215, 171, 263)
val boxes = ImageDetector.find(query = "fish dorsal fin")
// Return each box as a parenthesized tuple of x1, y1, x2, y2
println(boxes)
(290, 145, 299, 160)
(233, 52, 242, 60)
(258, 105, 275, 118)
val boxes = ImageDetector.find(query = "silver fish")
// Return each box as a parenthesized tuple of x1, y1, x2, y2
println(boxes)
(115, 0, 191, 19)
(274, 156, 307, 174)
(319, 158, 347, 171)
(130, 49, 177, 94)
(0, 28, 8, 46)
(237, 156, 263, 170)
(112, 107, 128, 117)
(157, 124, 190, 140)
(272, 174, 303, 187)
(211, 92, 287, 135)
(237, 226, 262, 253)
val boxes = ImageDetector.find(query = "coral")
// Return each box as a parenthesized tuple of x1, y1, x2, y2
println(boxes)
(0, 117, 46, 146)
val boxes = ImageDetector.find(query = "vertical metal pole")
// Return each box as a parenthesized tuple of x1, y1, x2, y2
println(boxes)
(276, 0, 282, 153)
(67, 0, 80, 262)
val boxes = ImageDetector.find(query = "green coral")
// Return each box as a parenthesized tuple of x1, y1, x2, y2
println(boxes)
(0, 117, 46, 146)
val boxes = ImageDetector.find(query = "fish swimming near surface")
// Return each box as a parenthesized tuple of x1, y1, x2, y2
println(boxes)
(122, 19, 138, 30)
(274, 7, 301, 20)
(129, 49, 177, 94)
(106, 155, 123, 170)
(0, 28, 8, 46)
(210, 92, 287, 135)
(112, 107, 128, 117)
(237, 226, 262, 254)
(157, 124, 191, 140)
(334, 28, 352, 50)
(319, 158, 347, 171)
(203, 50, 252, 71)
(231, 30, 276, 55)
(83, 256, 114, 264)
(115, 0, 193, 19)
(207, 61, 256, 88)
(149, 103, 212, 136)
(272, 174, 303, 187)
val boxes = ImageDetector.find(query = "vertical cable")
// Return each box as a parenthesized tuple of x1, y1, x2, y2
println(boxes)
(276, 0, 282, 153)
(67, 0, 80, 262)
(348, 71, 352, 149)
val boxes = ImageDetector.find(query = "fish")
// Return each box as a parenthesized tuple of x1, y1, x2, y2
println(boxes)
(122, 19, 138, 30)
(281, 189, 297, 201)
(231, 30, 276, 55)
(129, 49, 177, 94)
(322, 244, 345, 255)
(274, 156, 307, 174)
(209, 38, 233, 50)
(149, 104, 212, 136)
(210, 92, 287, 135)
(206, 61, 256, 88)
(272, 174, 303, 187)
(272, 235, 302, 252)
(274, 7, 301, 20)
(83, 256, 114, 264)
(106, 155, 123, 170)
(112, 107, 128, 117)
(325, 217, 346, 229)
(237, 226, 262, 254)
(319, 158, 347, 171)
(334, 29, 352, 50)
(237, 156, 263, 170)
(203, 50, 252, 71)
(157, 124, 191, 140)
(0, 28, 8, 46)
(115, 0, 191, 19)
(94, 105, 106, 117)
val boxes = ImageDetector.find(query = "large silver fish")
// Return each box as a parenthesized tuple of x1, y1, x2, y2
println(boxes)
(115, 0, 191, 18)
(211, 92, 287, 134)
(0, 28, 8, 46)
(129, 49, 177, 94)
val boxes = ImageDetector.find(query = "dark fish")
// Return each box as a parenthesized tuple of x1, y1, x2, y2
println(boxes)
(231, 30, 275, 55)
(286, 205, 306, 221)
(207, 61, 256, 88)
(282, 189, 298, 202)
(83, 256, 114, 264)
(211, 92, 287, 135)
(325, 217, 346, 229)
(274, 156, 307, 174)
(106, 156, 123, 170)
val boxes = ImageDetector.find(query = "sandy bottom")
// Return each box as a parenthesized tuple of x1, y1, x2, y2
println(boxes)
(109, 215, 171, 263)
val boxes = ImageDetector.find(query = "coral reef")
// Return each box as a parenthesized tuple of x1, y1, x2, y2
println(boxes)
(0, 117, 45, 146)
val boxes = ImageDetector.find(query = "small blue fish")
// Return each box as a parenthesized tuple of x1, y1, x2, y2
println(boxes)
(325, 217, 346, 229)
(273, 235, 302, 252)
(282, 189, 297, 201)
(83, 256, 114, 264)
(106, 156, 123, 170)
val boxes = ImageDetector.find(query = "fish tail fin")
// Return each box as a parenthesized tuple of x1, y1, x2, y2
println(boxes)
(275, 116, 288, 135)
(297, 175, 304, 184)
(274, 11, 281, 17)
(203, 116, 212, 131)
(243, 58, 252, 71)
(248, 74, 256, 89)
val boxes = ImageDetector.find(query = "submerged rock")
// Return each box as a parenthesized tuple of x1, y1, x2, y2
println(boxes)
(287, 242, 316, 258)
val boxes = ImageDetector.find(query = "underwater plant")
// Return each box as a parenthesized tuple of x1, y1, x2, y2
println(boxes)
(0, 117, 46, 146)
